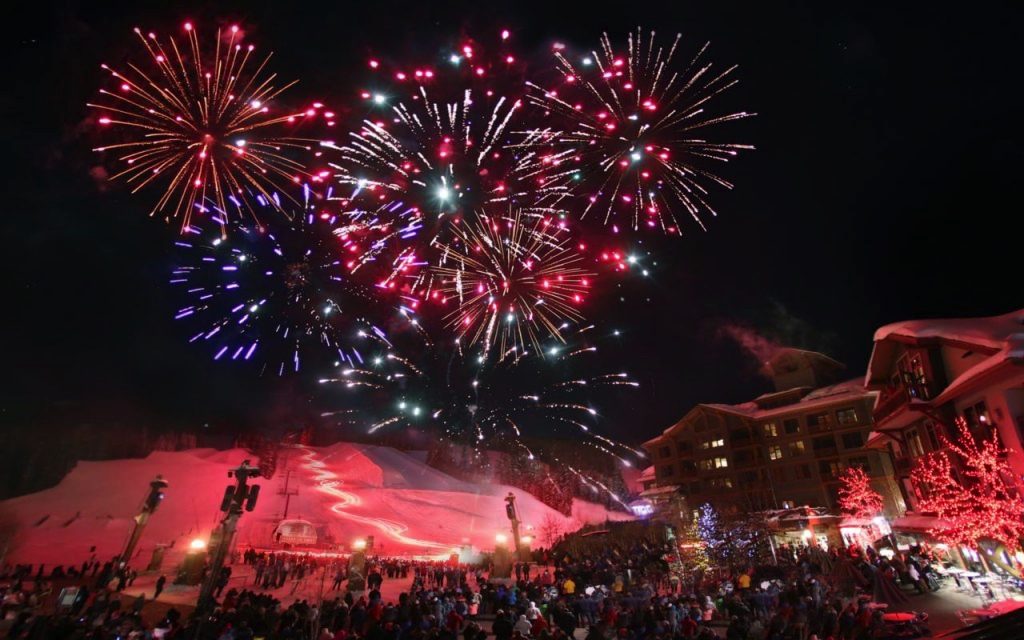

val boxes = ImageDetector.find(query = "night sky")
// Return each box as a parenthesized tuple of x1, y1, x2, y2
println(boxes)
(3, 1, 1022, 445)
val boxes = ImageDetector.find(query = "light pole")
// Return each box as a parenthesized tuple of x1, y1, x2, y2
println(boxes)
(504, 493, 523, 559)
(664, 525, 687, 587)
(121, 475, 168, 565)
(197, 460, 261, 610)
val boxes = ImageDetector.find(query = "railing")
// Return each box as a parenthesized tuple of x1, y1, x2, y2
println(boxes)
(874, 385, 913, 423)
(874, 381, 936, 423)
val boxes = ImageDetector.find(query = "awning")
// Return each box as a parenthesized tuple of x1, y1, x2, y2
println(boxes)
(890, 514, 952, 534)
(839, 517, 876, 527)
(639, 485, 679, 497)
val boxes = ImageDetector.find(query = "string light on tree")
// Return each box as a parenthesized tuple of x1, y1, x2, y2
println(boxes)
(837, 466, 884, 518)
(910, 417, 1024, 552)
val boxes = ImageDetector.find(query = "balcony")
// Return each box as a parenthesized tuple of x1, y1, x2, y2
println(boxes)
(873, 381, 935, 426)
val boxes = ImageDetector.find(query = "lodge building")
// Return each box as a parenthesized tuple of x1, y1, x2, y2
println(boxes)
(638, 309, 1024, 554)
(641, 349, 903, 521)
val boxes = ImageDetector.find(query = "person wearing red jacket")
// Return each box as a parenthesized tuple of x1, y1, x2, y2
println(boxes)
(447, 608, 465, 632)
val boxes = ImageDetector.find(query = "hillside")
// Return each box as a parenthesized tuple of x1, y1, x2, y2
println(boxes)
(0, 443, 631, 566)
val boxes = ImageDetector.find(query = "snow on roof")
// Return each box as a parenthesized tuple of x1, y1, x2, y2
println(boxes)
(869, 309, 1024, 397)
(801, 378, 869, 402)
(707, 377, 871, 419)
(753, 387, 809, 403)
(764, 348, 845, 370)
(700, 402, 758, 416)
(873, 308, 1024, 350)
(648, 377, 873, 443)
(932, 340, 1024, 404)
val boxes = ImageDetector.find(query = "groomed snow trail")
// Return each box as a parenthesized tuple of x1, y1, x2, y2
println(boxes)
(298, 446, 451, 552)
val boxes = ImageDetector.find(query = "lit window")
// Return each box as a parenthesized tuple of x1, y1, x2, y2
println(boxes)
(788, 440, 806, 456)
(698, 457, 729, 470)
(700, 438, 725, 449)
(708, 477, 733, 489)
(963, 401, 991, 429)
(763, 422, 778, 437)
(768, 445, 783, 461)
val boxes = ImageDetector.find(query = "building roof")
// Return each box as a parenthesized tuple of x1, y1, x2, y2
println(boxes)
(643, 377, 874, 446)
(763, 348, 845, 373)
(867, 308, 1024, 393)
(872, 308, 1024, 349)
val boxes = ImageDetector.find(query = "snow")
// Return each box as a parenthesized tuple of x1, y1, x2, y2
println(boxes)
(700, 378, 870, 419)
(873, 309, 1024, 349)
(867, 309, 1024, 398)
(0, 443, 630, 567)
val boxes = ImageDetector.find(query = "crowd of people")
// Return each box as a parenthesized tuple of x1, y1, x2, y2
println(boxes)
(0, 536, 956, 640)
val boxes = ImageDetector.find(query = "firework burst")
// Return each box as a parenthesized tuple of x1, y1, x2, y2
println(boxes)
(169, 194, 406, 376)
(318, 325, 642, 465)
(322, 32, 568, 290)
(90, 23, 329, 228)
(525, 28, 754, 235)
(431, 209, 593, 357)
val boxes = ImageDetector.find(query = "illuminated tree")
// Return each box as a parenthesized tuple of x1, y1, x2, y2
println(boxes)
(679, 509, 710, 572)
(911, 417, 1024, 551)
(838, 466, 884, 518)
(697, 503, 725, 563)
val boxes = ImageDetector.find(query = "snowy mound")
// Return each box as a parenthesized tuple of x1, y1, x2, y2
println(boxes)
(0, 444, 631, 566)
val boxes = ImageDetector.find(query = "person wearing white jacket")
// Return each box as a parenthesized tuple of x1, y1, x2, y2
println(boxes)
(514, 614, 533, 636)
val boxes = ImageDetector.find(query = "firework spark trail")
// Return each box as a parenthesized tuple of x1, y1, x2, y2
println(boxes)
(431, 209, 594, 357)
(169, 196, 405, 375)
(318, 325, 641, 466)
(90, 23, 330, 228)
(321, 33, 572, 293)
(300, 447, 451, 551)
(523, 28, 754, 235)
